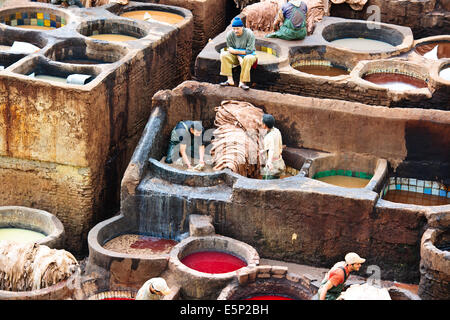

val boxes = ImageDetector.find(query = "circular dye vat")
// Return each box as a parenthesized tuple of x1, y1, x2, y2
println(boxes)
(315, 175, 370, 188)
(415, 42, 450, 60)
(293, 64, 349, 77)
(88, 34, 138, 42)
(103, 234, 178, 255)
(255, 50, 277, 63)
(0, 227, 46, 242)
(439, 67, 450, 81)
(363, 73, 428, 91)
(181, 251, 247, 274)
(120, 10, 184, 25)
(244, 295, 295, 300)
(89, 290, 135, 300)
(383, 190, 450, 206)
(15, 25, 55, 31)
(330, 38, 395, 52)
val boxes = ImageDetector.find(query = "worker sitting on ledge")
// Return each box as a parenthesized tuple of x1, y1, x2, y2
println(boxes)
(164, 120, 206, 171)
(266, 0, 308, 41)
(136, 277, 171, 300)
(317, 252, 366, 300)
(219, 17, 257, 90)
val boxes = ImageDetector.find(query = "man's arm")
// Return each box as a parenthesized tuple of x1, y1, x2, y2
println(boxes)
(245, 31, 256, 55)
(179, 144, 191, 169)
(199, 145, 205, 164)
(273, 9, 284, 31)
(319, 280, 334, 300)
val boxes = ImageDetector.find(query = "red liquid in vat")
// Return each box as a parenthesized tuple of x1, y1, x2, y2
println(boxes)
(181, 251, 247, 274)
(363, 73, 427, 91)
(245, 295, 294, 300)
(130, 236, 178, 252)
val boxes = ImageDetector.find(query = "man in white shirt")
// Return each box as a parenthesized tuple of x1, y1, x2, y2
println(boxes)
(260, 114, 285, 179)
(135, 277, 171, 300)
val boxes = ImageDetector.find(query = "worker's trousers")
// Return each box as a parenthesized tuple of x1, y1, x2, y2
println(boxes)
(220, 51, 257, 83)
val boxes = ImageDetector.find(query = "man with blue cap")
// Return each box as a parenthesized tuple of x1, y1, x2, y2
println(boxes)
(219, 17, 257, 90)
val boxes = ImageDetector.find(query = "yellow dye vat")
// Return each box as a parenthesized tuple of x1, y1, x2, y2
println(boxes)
(88, 34, 138, 42)
(120, 10, 184, 25)
(0, 228, 46, 242)
(316, 175, 370, 188)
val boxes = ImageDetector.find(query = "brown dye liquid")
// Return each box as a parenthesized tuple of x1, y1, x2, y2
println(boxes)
(415, 42, 450, 59)
(315, 175, 369, 188)
(383, 190, 450, 206)
(16, 25, 55, 30)
(363, 73, 427, 91)
(88, 34, 138, 42)
(130, 236, 178, 252)
(103, 234, 177, 255)
(294, 64, 349, 77)
(120, 10, 184, 24)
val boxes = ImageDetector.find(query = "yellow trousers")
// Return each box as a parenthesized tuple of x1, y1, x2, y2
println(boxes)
(220, 51, 257, 83)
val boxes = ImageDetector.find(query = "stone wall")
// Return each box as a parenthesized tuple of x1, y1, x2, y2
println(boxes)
(418, 227, 450, 299)
(0, 3, 193, 255)
(119, 81, 450, 283)
(330, 0, 450, 38)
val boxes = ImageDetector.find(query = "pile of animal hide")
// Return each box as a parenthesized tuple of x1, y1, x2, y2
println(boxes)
(0, 240, 79, 291)
(211, 100, 264, 178)
(330, 0, 368, 11)
(81, 0, 128, 7)
(233, 0, 260, 10)
(242, 0, 327, 35)
(338, 283, 391, 300)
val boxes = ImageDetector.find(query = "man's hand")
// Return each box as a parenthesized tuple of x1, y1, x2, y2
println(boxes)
(228, 48, 245, 55)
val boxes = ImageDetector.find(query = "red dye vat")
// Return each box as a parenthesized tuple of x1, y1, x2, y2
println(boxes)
(245, 295, 294, 300)
(130, 236, 178, 252)
(181, 251, 247, 274)
(363, 73, 427, 90)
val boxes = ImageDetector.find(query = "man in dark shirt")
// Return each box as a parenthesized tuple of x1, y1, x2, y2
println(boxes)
(164, 121, 206, 170)
(266, 0, 308, 40)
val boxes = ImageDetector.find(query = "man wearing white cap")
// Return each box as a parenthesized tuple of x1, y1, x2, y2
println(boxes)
(135, 277, 171, 300)
(317, 252, 366, 300)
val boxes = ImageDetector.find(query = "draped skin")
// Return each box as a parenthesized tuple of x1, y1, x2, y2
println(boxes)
(0, 240, 78, 291)
(211, 100, 265, 178)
